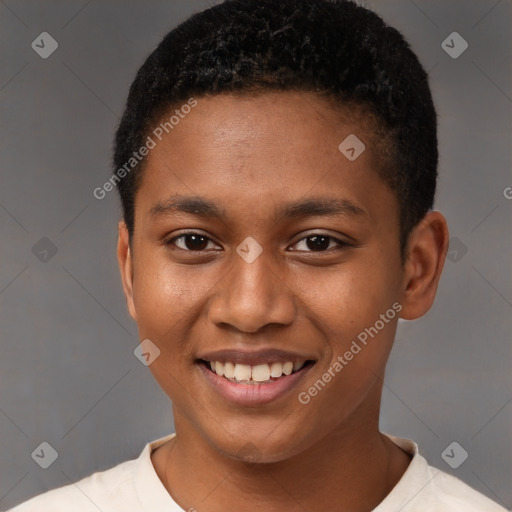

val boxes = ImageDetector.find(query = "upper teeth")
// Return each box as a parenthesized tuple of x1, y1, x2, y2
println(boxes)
(208, 361, 306, 382)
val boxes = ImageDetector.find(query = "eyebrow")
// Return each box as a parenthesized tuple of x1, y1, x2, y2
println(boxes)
(149, 194, 367, 221)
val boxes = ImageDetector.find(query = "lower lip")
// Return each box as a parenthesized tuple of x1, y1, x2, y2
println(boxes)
(198, 362, 314, 406)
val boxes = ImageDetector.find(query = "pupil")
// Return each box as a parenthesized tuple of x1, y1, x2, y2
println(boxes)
(184, 235, 331, 251)
(307, 235, 330, 251)
(186, 234, 208, 250)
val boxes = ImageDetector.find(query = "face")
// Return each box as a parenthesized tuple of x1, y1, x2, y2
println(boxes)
(117, 91, 438, 463)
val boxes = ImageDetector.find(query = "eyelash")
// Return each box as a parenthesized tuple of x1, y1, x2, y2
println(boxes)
(164, 231, 349, 254)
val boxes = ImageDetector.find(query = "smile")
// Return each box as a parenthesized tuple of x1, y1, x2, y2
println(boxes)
(204, 360, 309, 384)
(197, 357, 316, 406)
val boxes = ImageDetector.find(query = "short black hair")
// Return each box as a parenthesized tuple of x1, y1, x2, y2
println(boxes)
(113, 0, 437, 257)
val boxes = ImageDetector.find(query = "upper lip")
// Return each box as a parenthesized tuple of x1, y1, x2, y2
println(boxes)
(197, 348, 316, 366)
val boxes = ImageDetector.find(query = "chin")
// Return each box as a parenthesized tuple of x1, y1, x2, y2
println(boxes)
(208, 425, 310, 465)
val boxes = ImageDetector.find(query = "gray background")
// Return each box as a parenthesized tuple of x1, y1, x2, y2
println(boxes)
(0, 0, 511, 509)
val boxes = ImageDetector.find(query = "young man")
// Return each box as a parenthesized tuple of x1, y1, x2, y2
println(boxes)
(10, 0, 506, 510)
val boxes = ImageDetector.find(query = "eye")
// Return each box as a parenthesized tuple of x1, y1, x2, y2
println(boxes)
(165, 232, 221, 252)
(290, 234, 348, 253)
(165, 231, 349, 253)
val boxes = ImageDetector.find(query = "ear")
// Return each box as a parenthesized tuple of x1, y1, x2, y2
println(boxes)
(399, 211, 449, 320)
(117, 221, 137, 321)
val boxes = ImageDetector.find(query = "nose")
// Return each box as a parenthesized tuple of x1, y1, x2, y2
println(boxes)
(208, 249, 296, 334)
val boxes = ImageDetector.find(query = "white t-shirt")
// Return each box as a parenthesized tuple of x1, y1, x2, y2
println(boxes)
(8, 433, 507, 511)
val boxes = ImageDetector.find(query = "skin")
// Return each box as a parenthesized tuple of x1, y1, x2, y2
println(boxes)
(117, 91, 449, 511)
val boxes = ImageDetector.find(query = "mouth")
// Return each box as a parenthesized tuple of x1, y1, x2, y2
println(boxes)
(196, 356, 316, 406)
(198, 359, 315, 385)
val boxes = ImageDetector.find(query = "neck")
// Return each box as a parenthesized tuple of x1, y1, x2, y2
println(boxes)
(152, 406, 411, 511)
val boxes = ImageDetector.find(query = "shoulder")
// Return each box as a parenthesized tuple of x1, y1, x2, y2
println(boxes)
(378, 435, 507, 512)
(427, 467, 507, 512)
(7, 458, 139, 512)
(7, 434, 177, 512)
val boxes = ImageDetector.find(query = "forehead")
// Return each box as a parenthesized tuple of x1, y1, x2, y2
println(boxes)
(135, 91, 395, 227)
(153, 91, 376, 150)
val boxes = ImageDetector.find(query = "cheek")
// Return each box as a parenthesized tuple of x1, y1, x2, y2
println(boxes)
(305, 255, 400, 383)
(132, 253, 210, 328)
(130, 258, 207, 400)
(311, 259, 397, 331)
(296, 266, 399, 422)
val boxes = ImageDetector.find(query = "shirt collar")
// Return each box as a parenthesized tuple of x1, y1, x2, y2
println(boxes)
(134, 432, 431, 512)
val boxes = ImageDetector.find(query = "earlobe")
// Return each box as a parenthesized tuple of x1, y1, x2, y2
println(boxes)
(117, 221, 137, 321)
(399, 211, 449, 320)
